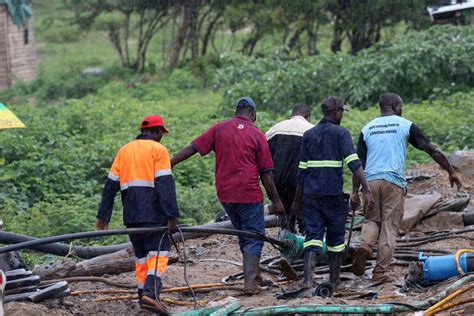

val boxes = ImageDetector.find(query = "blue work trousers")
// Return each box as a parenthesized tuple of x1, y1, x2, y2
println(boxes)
(303, 195, 349, 254)
(222, 202, 265, 256)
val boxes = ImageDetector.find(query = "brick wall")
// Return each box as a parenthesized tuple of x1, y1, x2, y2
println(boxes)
(0, 5, 38, 91)
(0, 7, 10, 90)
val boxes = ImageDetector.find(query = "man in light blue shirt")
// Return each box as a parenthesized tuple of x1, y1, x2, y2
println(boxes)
(351, 92, 462, 283)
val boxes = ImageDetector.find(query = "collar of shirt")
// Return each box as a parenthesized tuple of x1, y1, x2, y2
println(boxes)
(319, 117, 337, 125)
(291, 115, 308, 122)
(234, 115, 255, 125)
(136, 134, 156, 141)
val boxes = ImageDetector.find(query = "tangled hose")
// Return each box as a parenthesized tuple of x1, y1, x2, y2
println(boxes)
(0, 227, 291, 254)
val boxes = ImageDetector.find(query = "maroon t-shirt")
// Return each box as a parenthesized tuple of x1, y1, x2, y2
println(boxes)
(192, 116, 273, 203)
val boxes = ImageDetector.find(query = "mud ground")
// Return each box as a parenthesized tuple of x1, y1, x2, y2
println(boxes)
(5, 164, 474, 315)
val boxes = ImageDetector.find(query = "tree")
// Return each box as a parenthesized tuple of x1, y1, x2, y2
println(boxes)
(68, 0, 172, 72)
(327, 0, 431, 54)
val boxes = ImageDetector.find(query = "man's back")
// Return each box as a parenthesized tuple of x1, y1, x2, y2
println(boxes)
(266, 116, 314, 190)
(103, 137, 172, 224)
(192, 116, 273, 203)
(299, 118, 359, 196)
(361, 115, 412, 188)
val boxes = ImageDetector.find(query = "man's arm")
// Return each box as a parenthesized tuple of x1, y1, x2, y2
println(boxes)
(260, 171, 285, 215)
(96, 176, 120, 230)
(171, 144, 197, 167)
(409, 124, 462, 190)
(424, 143, 462, 190)
(352, 132, 367, 208)
(340, 129, 374, 210)
(155, 174, 180, 234)
(352, 166, 374, 210)
(291, 183, 303, 216)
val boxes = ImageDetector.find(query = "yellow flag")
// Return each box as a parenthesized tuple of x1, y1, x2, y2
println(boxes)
(0, 103, 25, 129)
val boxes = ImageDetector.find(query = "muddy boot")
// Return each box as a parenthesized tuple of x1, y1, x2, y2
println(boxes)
(303, 252, 316, 289)
(243, 253, 260, 295)
(141, 275, 169, 315)
(141, 296, 170, 315)
(329, 253, 342, 290)
(352, 246, 371, 276)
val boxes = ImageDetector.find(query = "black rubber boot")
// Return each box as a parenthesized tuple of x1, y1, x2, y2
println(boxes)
(137, 288, 143, 303)
(329, 253, 342, 290)
(303, 252, 316, 289)
(243, 253, 260, 295)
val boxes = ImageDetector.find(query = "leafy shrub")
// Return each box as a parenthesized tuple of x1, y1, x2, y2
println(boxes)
(216, 25, 474, 111)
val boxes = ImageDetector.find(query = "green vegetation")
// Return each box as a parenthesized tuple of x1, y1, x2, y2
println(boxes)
(217, 25, 474, 111)
(0, 2, 472, 263)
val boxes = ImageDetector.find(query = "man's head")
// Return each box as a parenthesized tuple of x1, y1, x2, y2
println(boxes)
(321, 96, 346, 125)
(235, 97, 257, 122)
(379, 92, 403, 116)
(140, 115, 169, 142)
(292, 103, 311, 121)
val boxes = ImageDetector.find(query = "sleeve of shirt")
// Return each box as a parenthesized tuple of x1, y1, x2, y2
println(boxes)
(409, 123, 431, 150)
(97, 153, 121, 223)
(356, 132, 368, 169)
(256, 132, 273, 173)
(296, 134, 308, 185)
(154, 147, 179, 220)
(340, 128, 362, 173)
(192, 124, 217, 156)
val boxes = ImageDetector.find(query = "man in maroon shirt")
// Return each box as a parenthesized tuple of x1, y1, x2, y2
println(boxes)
(172, 97, 284, 295)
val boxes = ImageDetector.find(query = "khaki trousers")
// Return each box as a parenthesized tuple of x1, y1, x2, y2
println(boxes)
(360, 180, 405, 277)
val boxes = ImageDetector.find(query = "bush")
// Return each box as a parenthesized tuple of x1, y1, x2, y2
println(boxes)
(216, 25, 474, 111)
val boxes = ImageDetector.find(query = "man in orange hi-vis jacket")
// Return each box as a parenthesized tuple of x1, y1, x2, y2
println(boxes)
(96, 115, 179, 314)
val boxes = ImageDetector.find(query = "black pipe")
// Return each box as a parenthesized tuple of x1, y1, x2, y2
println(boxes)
(396, 227, 474, 243)
(0, 231, 129, 259)
(0, 227, 291, 255)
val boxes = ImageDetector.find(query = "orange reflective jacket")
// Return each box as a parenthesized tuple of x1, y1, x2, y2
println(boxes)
(98, 135, 179, 225)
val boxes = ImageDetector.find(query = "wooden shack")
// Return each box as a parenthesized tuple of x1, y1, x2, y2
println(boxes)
(0, 3, 37, 91)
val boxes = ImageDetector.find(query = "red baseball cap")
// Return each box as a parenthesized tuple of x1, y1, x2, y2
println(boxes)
(140, 115, 169, 133)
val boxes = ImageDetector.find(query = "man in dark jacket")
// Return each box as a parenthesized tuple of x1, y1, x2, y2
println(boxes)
(96, 115, 178, 314)
(266, 104, 314, 234)
(292, 96, 374, 292)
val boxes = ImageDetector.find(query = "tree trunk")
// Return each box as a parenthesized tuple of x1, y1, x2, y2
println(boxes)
(331, 14, 343, 53)
(168, 1, 200, 70)
(201, 10, 222, 57)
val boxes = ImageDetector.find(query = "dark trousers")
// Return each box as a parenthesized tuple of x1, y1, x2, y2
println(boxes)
(278, 188, 306, 234)
(303, 195, 349, 254)
(127, 223, 170, 298)
(222, 203, 265, 256)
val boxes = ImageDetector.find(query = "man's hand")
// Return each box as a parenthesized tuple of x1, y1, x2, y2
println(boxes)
(449, 172, 462, 191)
(271, 200, 285, 215)
(167, 219, 177, 235)
(96, 219, 108, 231)
(363, 190, 375, 211)
(350, 192, 361, 210)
